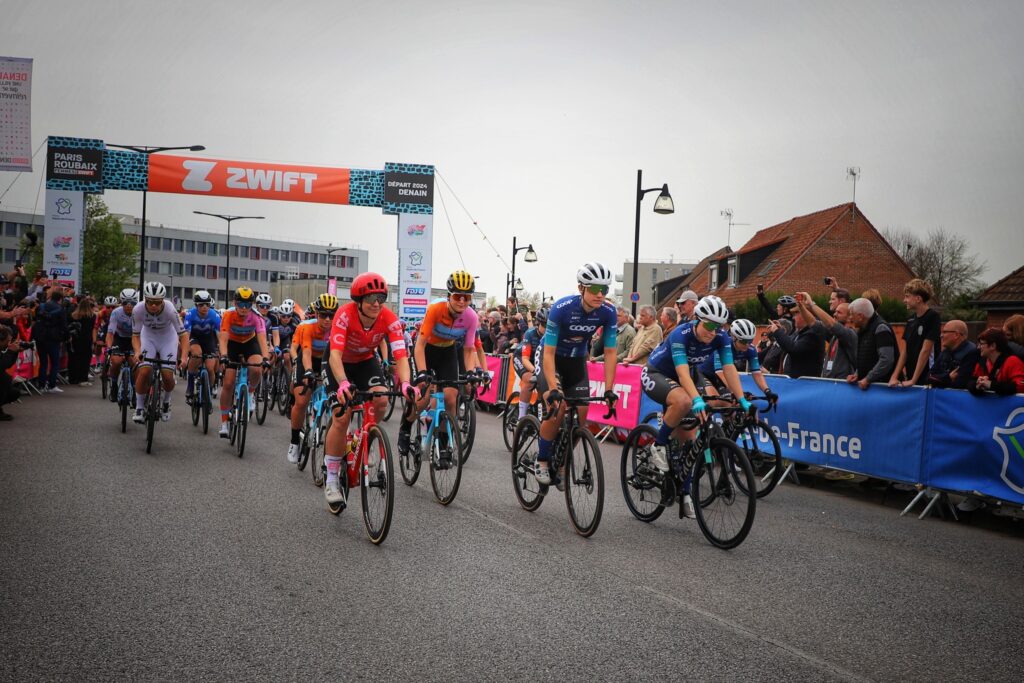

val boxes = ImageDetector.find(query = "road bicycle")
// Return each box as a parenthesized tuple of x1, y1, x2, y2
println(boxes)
(398, 376, 469, 505)
(324, 388, 405, 544)
(253, 373, 270, 425)
(223, 360, 264, 458)
(99, 347, 111, 399)
(620, 403, 757, 549)
(377, 358, 399, 422)
(511, 395, 614, 537)
(110, 350, 136, 434)
(501, 388, 542, 452)
(138, 355, 177, 454)
(187, 352, 218, 435)
(455, 371, 489, 464)
(273, 352, 293, 416)
(296, 375, 330, 486)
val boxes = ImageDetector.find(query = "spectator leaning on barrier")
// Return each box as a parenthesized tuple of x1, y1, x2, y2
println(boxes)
(969, 328, 1024, 396)
(889, 278, 941, 387)
(1003, 314, 1024, 360)
(846, 297, 896, 390)
(622, 305, 663, 365)
(614, 306, 635, 359)
(659, 306, 678, 333)
(766, 294, 824, 378)
(929, 320, 979, 389)
(796, 292, 857, 379)
(675, 290, 698, 324)
(0, 326, 25, 421)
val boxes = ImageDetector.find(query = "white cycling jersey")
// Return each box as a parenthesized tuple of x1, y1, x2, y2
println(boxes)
(132, 301, 184, 365)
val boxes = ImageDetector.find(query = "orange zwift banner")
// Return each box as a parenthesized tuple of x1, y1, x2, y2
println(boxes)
(147, 155, 351, 204)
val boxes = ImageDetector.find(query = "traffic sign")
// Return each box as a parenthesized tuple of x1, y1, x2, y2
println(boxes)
(629, 292, 640, 303)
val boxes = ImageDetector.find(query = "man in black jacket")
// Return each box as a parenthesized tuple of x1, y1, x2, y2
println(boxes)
(766, 300, 824, 378)
(929, 320, 979, 389)
(846, 298, 896, 390)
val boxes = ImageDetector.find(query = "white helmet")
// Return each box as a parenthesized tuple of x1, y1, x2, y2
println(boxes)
(278, 302, 295, 316)
(576, 261, 613, 287)
(119, 288, 139, 304)
(142, 281, 167, 300)
(255, 292, 273, 307)
(282, 298, 295, 307)
(694, 295, 729, 325)
(103, 296, 118, 306)
(730, 318, 757, 342)
(193, 290, 213, 304)
(270, 306, 280, 315)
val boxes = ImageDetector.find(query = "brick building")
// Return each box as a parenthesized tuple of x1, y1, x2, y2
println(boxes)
(658, 203, 914, 308)
(973, 265, 1024, 328)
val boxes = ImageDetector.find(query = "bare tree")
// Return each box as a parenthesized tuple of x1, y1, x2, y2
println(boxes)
(881, 226, 986, 304)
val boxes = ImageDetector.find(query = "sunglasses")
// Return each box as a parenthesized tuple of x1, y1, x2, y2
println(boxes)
(196, 303, 210, 308)
(144, 299, 163, 306)
(257, 304, 270, 310)
(317, 312, 333, 319)
(235, 302, 252, 309)
(701, 320, 721, 331)
(585, 285, 609, 296)
(363, 293, 387, 305)
(450, 293, 472, 302)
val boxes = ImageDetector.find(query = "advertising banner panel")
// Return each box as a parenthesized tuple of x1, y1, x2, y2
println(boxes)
(477, 355, 504, 404)
(585, 362, 642, 429)
(148, 155, 351, 204)
(46, 142, 103, 184)
(0, 56, 33, 171)
(396, 214, 433, 322)
(42, 189, 84, 290)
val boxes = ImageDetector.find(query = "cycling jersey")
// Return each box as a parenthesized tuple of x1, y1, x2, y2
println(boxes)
(648, 320, 733, 377)
(698, 342, 759, 374)
(132, 301, 185, 336)
(418, 301, 479, 348)
(95, 307, 113, 337)
(220, 307, 267, 343)
(329, 302, 407, 363)
(107, 307, 134, 338)
(276, 317, 297, 347)
(514, 326, 542, 361)
(543, 294, 616, 358)
(183, 307, 222, 337)
(294, 319, 330, 358)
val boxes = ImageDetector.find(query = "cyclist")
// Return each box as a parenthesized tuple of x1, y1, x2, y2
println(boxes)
(512, 309, 546, 421)
(641, 295, 753, 495)
(106, 288, 138, 402)
(95, 295, 118, 356)
(275, 301, 298, 378)
(534, 262, 619, 486)
(286, 293, 337, 463)
(217, 286, 270, 438)
(698, 318, 777, 402)
(131, 281, 188, 424)
(398, 270, 482, 462)
(183, 290, 222, 403)
(322, 276, 415, 509)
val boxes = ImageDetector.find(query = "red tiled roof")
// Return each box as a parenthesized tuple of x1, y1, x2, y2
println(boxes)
(658, 246, 732, 307)
(975, 264, 1024, 304)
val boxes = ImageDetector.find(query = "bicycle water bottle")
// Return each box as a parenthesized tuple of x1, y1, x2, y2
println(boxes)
(420, 414, 432, 448)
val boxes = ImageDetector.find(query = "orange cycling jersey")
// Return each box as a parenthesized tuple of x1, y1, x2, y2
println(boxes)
(220, 308, 267, 343)
(329, 302, 407, 363)
(418, 301, 479, 348)
(294, 319, 330, 358)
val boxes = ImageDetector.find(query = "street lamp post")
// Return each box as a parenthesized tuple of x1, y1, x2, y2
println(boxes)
(630, 169, 674, 317)
(193, 211, 265, 307)
(325, 246, 348, 284)
(106, 144, 205, 293)
(510, 236, 537, 313)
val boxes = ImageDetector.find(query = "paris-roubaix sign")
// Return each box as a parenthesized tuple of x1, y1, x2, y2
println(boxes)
(44, 137, 436, 321)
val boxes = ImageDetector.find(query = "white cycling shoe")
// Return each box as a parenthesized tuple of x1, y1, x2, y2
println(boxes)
(286, 443, 300, 464)
(132, 409, 145, 424)
(325, 480, 347, 508)
(649, 444, 670, 472)
(219, 422, 230, 439)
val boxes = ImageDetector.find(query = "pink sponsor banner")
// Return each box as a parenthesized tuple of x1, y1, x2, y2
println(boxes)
(327, 278, 337, 295)
(585, 361, 642, 429)
(477, 354, 503, 404)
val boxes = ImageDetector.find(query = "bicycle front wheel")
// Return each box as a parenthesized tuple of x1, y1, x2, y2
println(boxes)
(564, 427, 604, 537)
(457, 394, 476, 464)
(310, 414, 328, 487)
(255, 380, 269, 425)
(361, 425, 395, 544)
(735, 420, 783, 498)
(620, 424, 665, 523)
(429, 412, 464, 506)
(191, 382, 201, 426)
(501, 392, 520, 452)
(201, 375, 211, 435)
(511, 415, 544, 511)
(692, 438, 756, 549)
(398, 418, 422, 486)
(145, 392, 157, 454)
(235, 394, 248, 458)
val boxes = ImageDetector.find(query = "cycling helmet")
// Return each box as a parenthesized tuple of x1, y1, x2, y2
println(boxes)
(446, 270, 475, 294)
(234, 286, 256, 304)
(533, 310, 548, 326)
(103, 296, 118, 306)
(193, 290, 213, 305)
(282, 298, 295, 308)
(351, 272, 388, 299)
(730, 318, 757, 343)
(576, 261, 613, 286)
(694, 295, 729, 325)
(119, 288, 138, 304)
(777, 295, 797, 309)
(305, 304, 315, 318)
(313, 293, 339, 313)
(270, 306, 280, 315)
(142, 281, 167, 300)
(278, 302, 295, 316)
(255, 292, 273, 307)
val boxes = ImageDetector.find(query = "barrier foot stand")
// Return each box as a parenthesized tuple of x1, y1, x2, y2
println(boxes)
(918, 490, 958, 521)
(22, 381, 43, 397)
(780, 461, 801, 486)
(594, 425, 615, 444)
(900, 488, 929, 517)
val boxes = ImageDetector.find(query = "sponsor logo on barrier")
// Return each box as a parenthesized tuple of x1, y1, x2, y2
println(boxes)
(49, 267, 72, 277)
(405, 287, 425, 295)
(994, 407, 1024, 495)
(55, 253, 69, 262)
(589, 379, 632, 411)
(765, 420, 862, 459)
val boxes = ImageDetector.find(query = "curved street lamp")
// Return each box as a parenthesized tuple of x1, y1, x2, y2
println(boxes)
(631, 170, 674, 316)
(193, 211, 265, 307)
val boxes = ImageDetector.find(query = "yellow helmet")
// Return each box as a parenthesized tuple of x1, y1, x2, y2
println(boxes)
(234, 286, 256, 304)
(446, 270, 475, 294)
(314, 293, 339, 313)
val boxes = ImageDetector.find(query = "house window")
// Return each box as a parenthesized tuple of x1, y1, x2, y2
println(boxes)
(173, 239, 183, 252)
(709, 263, 718, 291)
(727, 258, 738, 288)
(240, 246, 249, 258)
(208, 265, 218, 279)
(196, 264, 206, 277)
(4, 248, 17, 262)
(261, 270, 269, 282)
(229, 268, 238, 280)
(270, 248, 279, 260)
(185, 240, 195, 253)
(173, 262, 184, 277)
(651, 267, 658, 283)
(230, 245, 239, 257)
(281, 250, 290, 262)
(758, 258, 779, 277)
(186, 264, 195, 277)
(300, 252, 309, 264)
(162, 238, 172, 250)
(4, 222, 17, 236)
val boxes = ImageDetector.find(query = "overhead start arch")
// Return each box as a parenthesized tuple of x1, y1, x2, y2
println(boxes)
(43, 135, 434, 321)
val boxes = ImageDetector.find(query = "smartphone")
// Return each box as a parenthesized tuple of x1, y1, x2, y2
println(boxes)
(756, 284, 764, 294)
(823, 277, 833, 285)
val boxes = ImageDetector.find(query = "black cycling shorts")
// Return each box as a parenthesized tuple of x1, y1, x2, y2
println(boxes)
(189, 332, 218, 356)
(424, 343, 459, 384)
(326, 356, 386, 393)
(295, 354, 323, 381)
(535, 355, 589, 401)
(512, 354, 531, 378)
(226, 338, 261, 362)
(112, 335, 133, 354)
(641, 364, 683, 406)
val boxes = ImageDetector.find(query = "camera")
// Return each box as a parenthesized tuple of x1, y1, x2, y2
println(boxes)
(823, 277, 833, 285)
(19, 340, 35, 350)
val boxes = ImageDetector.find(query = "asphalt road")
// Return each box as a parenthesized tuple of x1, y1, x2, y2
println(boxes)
(2, 386, 1022, 681)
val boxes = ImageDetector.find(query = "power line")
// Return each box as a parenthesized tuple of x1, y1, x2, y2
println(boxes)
(0, 138, 47, 203)
(435, 168, 512, 271)
(434, 179, 466, 269)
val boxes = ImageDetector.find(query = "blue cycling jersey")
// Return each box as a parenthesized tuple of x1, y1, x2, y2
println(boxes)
(699, 341, 759, 374)
(543, 294, 617, 358)
(648, 321, 733, 376)
(183, 307, 222, 336)
(515, 326, 542, 360)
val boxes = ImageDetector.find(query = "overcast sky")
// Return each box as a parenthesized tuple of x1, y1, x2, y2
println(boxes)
(2, 0, 1021, 300)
